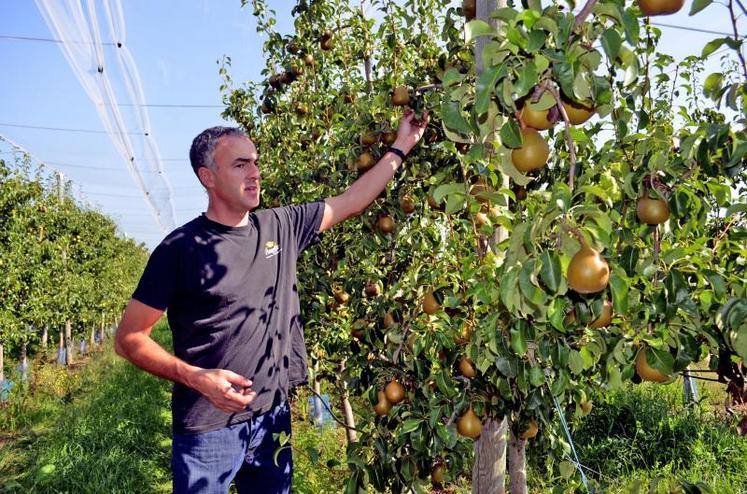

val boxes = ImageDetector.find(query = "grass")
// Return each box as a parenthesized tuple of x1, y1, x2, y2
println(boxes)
(0, 323, 350, 494)
(528, 378, 747, 494)
(2, 330, 745, 493)
(0, 326, 173, 493)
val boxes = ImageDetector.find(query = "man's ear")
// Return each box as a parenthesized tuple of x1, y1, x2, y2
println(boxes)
(197, 166, 214, 188)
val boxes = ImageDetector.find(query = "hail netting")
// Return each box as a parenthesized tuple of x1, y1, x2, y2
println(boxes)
(35, 0, 176, 233)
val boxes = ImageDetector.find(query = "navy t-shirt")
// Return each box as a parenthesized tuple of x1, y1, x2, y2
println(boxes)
(132, 201, 325, 433)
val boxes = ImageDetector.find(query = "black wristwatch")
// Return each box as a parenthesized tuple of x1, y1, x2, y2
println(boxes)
(387, 146, 407, 161)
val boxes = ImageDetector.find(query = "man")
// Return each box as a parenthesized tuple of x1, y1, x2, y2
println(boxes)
(114, 108, 428, 493)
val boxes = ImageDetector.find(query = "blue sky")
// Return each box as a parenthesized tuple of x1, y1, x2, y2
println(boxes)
(0, 1, 739, 250)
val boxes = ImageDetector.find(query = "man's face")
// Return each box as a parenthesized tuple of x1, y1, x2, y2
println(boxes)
(205, 135, 261, 212)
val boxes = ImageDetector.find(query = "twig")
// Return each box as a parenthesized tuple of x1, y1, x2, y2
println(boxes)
(573, 0, 599, 30)
(415, 83, 442, 93)
(539, 81, 579, 193)
(711, 215, 740, 255)
(306, 383, 366, 432)
(668, 65, 679, 109)
(736, 0, 747, 18)
(728, 0, 747, 80)
(360, 1, 374, 94)
(392, 306, 417, 364)
(560, 223, 586, 245)
(653, 226, 661, 288)
(444, 377, 472, 427)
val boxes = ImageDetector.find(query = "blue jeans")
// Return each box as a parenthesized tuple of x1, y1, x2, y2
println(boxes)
(172, 402, 292, 494)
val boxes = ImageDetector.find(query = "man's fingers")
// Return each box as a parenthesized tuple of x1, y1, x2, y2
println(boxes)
(224, 371, 252, 388)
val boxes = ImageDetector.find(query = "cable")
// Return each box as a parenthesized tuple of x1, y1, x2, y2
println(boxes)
(0, 34, 117, 45)
(44, 160, 161, 172)
(117, 103, 222, 108)
(651, 22, 746, 39)
(0, 122, 144, 135)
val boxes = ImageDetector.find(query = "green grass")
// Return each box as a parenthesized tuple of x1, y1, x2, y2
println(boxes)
(528, 380, 747, 494)
(0, 323, 351, 494)
(0, 326, 173, 493)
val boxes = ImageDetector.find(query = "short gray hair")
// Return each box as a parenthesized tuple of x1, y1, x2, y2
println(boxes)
(189, 126, 247, 177)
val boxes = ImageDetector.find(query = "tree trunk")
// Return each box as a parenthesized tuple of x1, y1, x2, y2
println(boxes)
(508, 430, 528, 494)
(65, 320, 74, 366)
(471, 0, 509, 491)
(41, 325, 48, 352)
(339, 359, 357, 443)
(0, 344, 4, 382)
(472, 417, 508, 493)
(90, 326, 96, 353)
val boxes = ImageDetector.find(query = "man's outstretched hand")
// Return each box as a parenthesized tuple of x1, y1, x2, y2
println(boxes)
(394, 108, 430, 155)
(191, 368, 257, 413)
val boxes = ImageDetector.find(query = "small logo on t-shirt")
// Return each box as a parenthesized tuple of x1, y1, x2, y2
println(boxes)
(264, 240, 281, 258)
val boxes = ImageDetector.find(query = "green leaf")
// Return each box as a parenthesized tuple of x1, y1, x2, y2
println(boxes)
(500, 266, 521, 312)
(553, 62, 575, 99)
(529, 366, 545, 386)
(601, 28, 622, 62)
(433, 183, 465, 202)
(647, 348, 675, 375)
(400, 418, 422, 434)
(442, 68, 465, 88)
(701, 37, 740, 59)
(704, 72, 725, 101)
(510, 327, 528, 356)
(621, 11, 640, 45)
(441, 99, 473, 135)
(500, 120, 523, 148)
(526, 30, 547, 53)
(306, 446, 320, 464)
(492, 7, 519, 22)
(552, 183, 572, 212)
(465, 20, 495, 42)
(725, 203, 747, 217)
(559, 461, 576, 479)
(514, 61, 539, 99)
(539, 251, 562, 293)
(528, 91, 556, 111)
(548, 298, 566, 331)
(445, 193, 466, 215)
(569, 350, 584, 375)
(519, 259, 546, 306)
(609, 271, 629, 314)
(475, 64, 506, 116)
(690, 0, 714, 15)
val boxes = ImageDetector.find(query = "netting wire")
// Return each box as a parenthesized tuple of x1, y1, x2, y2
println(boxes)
(544, 367, 592, 493)
(34, 0, 176, 233)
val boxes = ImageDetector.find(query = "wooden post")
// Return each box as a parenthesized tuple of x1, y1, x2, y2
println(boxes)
(0, 344, 4, 382)
(339, 359, 357, 443)
(41, 325, 48, 352)
(472, 1, 509, 493)
(64, 320, 74, 366)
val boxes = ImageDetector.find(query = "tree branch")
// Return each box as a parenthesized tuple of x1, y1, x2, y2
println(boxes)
(728, 0, 747, 80)
(539, 81, 579, 193)
(574, 0, 599, 30)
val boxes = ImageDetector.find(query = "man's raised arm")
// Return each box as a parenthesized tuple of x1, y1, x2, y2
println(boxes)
(319, 109, 428, 232)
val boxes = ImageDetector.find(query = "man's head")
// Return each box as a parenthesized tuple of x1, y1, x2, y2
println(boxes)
(189, 126, 261, 214)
